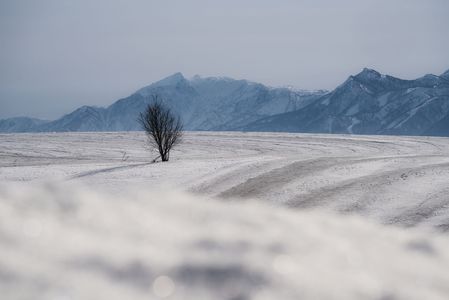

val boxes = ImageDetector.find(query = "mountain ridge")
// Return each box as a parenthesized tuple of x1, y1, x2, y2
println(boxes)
(2, 73, 323, 132)
(1, 68, 448, 136)
(243, 68, 449, 136)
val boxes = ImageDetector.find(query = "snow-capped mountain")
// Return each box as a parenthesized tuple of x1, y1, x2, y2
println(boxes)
(244, 68, 449, 136)
(0, 73, 325, 132)
(1, 69, 448, 136)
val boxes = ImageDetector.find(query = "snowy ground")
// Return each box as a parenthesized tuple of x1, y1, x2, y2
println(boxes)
(1, 131, 449, 230)
(1, 131, 449, 299)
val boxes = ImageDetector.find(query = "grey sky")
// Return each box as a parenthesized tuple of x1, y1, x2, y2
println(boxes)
(1, 0, 448, 120)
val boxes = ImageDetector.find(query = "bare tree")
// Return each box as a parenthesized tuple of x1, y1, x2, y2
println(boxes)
(139, 96, 183, 162)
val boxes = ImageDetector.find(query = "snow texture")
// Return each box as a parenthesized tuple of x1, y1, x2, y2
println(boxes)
(1, 183, 449, 300)
(2, 131, 449, 230)
(2, 131, 449, 299)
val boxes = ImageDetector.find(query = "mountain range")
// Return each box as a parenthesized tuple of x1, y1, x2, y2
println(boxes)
(244, 68, 449, 136)
(1, 68, 448, 136)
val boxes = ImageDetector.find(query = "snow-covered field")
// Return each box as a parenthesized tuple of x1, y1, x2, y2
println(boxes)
(1, 131, 449, 299)
(2, 131, 449, 230)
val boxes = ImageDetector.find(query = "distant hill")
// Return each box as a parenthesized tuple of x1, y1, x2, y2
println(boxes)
(0, 117, 49, 133)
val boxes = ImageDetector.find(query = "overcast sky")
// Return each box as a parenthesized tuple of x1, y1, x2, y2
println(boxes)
(1, 0, 448, 119)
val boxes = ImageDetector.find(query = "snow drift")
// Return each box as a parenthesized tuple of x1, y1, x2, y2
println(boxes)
(1, 182, 449, 300)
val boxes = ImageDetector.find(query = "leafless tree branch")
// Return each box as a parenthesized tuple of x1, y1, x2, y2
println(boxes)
(138, 96, 183, 162)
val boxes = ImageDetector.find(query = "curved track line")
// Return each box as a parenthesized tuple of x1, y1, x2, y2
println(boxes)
(69, 162, 152, 179)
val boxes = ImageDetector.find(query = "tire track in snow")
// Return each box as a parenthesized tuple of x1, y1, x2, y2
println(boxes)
(218, 155, 446, 200)
(69, 162, 152, 179)
(189, 158, 284, 195)
(286, 161, 449, 229)
(218, 157, 349, 199)
(387, 187, 449, 229)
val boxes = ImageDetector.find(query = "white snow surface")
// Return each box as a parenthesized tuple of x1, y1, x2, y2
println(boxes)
(2, 131, 449, 230)
(1, 131, 449, 299)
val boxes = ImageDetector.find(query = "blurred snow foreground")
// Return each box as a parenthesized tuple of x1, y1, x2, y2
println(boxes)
(0, 182, 449, 300)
